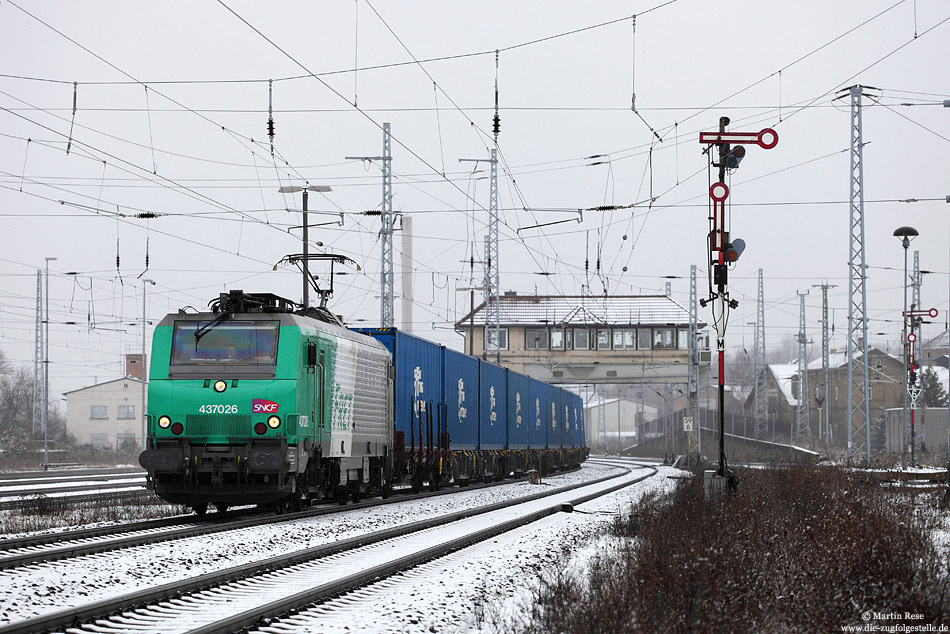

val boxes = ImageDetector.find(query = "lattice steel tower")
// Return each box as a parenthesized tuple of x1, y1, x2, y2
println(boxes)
(380, 123, 394, 328)
(32, 270, 43, 436)
(687, 264, 701, 462)
(754, 269, 769, 439)
(912, 250, 921, 334)
(347, 123, 394, 327)
(483, 148, 500, 363)
(813, 282, 836, 445)
(846, 85, 872, 465)
(912, 249, 922, 455)
(796, 290, 811, 439)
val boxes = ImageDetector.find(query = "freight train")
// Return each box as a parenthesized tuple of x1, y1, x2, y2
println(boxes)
(138, 291, 587, 514)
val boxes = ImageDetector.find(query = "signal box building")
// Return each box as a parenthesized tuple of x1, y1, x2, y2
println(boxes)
(455, 293, 707, 385)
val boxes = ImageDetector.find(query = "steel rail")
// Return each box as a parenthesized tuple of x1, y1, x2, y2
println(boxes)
(0, 466, 585, 570)
(194, 465, 657, 634)
(0, 488, 153, 512)
(0, 467, 144, 481)
(0, 467, 640, 634)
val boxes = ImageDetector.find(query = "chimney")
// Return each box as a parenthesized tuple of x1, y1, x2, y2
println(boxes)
(126, 353, 146, 380)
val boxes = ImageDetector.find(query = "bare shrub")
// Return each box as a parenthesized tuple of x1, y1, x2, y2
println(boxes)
(520, 467, 950, 634)
(1, 492, 187, 535)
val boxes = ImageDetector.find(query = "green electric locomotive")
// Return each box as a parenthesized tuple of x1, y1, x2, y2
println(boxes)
(139, 291, 394, 514)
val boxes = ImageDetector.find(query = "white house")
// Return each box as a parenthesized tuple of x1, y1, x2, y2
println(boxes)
(64, 377, 145, 450)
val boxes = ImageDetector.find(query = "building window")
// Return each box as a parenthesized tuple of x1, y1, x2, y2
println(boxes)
(565, 329, 573, 350)
(550, 329, 564, 350)
(573, 329, 590, 350)
(654, 328, 676, 349)
(116, 433, 137, 449)
(597, 329, 611, 350)
(638, 329, 651, 350)
(117, 405, 135, 419)
(525, 328, 549, 350)
(90, 405, 108, 419)
(484, 327, 508, 351)
(623, 329, 636, 349)
(90, 433, 110, 449)
(613, 330, 623, 349)
(678, 328, 689, 350)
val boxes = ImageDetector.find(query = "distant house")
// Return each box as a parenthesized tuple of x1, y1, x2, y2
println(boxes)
(748, 347, 906, 446)
(922, 329, 950, 367)
(584, 397, 658, 448)
(63, 355, 146, 450)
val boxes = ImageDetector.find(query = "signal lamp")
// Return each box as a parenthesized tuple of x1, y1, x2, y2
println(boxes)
(726, 145, 746, 169)
(254, 422, 267, 435)
(171, 422, 184, 435)
(267, 416, 281, 429)
(213, 380, 227, 393)
(724, 238, 746, 262)
(158, 416, 171, 429)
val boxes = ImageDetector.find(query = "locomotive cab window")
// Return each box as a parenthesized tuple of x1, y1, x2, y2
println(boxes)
(170, 320, 279, 366)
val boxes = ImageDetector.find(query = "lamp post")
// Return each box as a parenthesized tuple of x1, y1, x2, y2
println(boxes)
(141, 278, 155, 451)
(894, 225, 918, 469)
(43, 257, 56, 469)
(279, 185, 332, 308)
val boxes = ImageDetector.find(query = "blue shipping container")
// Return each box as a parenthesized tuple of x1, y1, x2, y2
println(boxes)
(546, 384, 561, 450)
(478, 360, 507, 450)
(561, 390, 572, 449)
(506, 371, 530, 450)
(353, 328, 443, 444)
(528, 377, 548, 449)
(573, 394, 585, 448)
(442, 348, 479, 450)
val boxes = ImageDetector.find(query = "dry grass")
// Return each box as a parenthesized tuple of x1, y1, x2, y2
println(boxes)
(516, 467, 950, 634)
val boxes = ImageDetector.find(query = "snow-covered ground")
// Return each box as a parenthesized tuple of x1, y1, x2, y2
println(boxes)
(254, 464, 680, 634)
(0, 462, 675, 629)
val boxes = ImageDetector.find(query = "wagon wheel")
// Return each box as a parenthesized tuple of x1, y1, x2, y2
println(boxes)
(192, 502, 209, 516)
(213, 503, 229, 514)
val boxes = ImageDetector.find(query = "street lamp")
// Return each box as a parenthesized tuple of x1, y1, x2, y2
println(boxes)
(894, 225, 918, 468)
(279, 184, 332, 308)
(141, 278, 155, 452)
(43, 257, 56, 469)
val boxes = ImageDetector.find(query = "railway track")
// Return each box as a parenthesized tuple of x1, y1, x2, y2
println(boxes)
(0, 469, 572, 571)
(0, 468, 149, 511)
(0, 462, 654, 634)
(0, 466, 144, 484)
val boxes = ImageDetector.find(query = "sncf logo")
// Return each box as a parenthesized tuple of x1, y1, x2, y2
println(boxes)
(252, 399, 279, 413)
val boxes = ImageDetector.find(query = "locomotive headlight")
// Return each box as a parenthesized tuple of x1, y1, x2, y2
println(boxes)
(213, 380, 227, 393)
(158, 416, 171, 429)
(267, 416, 281, 429)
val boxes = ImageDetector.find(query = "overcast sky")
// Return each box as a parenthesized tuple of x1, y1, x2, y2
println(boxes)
(1, 0, 948, 399)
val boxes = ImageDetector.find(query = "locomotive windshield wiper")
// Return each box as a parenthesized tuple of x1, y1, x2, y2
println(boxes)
(192, 310, 231, 349)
